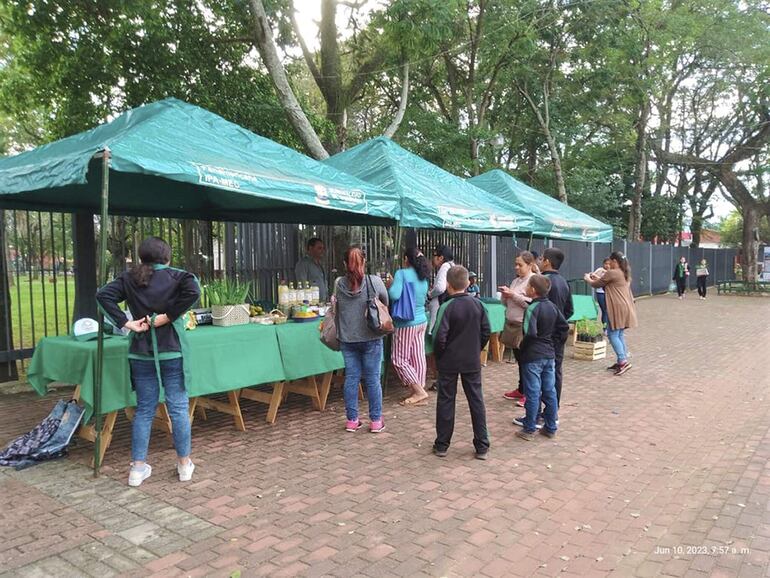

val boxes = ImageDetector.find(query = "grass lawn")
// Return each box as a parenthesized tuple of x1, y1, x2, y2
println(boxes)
(7, 275, 75, 351)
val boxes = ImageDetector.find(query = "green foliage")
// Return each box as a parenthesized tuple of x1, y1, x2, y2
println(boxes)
(0, 0, 319, 148)
(205, 279, 250, 306)
(719, 211, 770, 248)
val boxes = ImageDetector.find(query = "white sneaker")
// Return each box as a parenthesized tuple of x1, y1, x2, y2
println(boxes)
(128, 464, 152, 487)
(177, 460, 195, 482)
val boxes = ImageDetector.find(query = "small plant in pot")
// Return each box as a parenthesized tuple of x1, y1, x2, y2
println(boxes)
(576, 319, 605, 343)
(207, 279, 251, 327)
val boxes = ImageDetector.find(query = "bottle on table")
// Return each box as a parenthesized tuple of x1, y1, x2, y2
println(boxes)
(311, 282, 320, 305)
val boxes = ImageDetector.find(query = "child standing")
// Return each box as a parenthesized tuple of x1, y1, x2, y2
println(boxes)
(515, 275, 569, 441)
(432, 266, 491, 459)
(467, 272, 481, 298)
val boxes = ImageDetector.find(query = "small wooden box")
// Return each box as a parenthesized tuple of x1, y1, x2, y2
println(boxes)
(573, 339, 607, 361)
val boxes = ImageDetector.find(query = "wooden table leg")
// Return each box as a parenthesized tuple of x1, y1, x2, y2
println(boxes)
(240, 382, 285, 425)
(72, 384, 118, 466)
(195, 390, 246, 432)
(228, 390, 246, 431)
(188, 397, 198, 426)
(77, 410, 118, 468)
(317, 372, 333, 411)
(123, 405, 173, 434)
(266, 381, 284, 424)
(489, 333, 503, 362)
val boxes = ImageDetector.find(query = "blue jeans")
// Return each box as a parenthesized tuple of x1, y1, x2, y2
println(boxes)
(340, 340, 383, 422)
(522, 358, 558, 434)
(596, 292, 608, 327)
(607, 327, 627, 363)
(130, 357, 191, 462)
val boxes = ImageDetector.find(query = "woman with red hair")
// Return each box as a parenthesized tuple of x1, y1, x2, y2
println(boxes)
(334, 247, 390, 433)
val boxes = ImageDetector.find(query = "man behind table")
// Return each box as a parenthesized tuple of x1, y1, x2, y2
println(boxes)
(295, 238, 329, 302)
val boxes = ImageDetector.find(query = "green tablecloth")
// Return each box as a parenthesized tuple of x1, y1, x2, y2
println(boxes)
(27, 321, 334, 417)
(275, 321, 344, 381)
(424, 300, 505, 355)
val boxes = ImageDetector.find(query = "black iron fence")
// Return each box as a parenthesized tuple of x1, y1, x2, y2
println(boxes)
(0, 209, 740, 380)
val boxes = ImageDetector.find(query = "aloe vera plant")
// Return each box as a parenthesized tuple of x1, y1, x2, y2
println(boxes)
(206, 279, 250, 306)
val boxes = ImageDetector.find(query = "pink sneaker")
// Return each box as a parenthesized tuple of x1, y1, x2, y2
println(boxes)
(345, 419, 362, 432)
(516, 396, 527, 407)
(370, 419, 385, 433)
(503, 390, 524, 400)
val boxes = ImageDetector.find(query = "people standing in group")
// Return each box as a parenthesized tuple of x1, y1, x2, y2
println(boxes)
(539, 248, 573, 409)
(696, 258, 709, 300)
(334, 247, 389, 433)
(672, 256, 690, 299)
(428, 245, 455, 333)
(584, 251, 637, 376)
(590, 258, 612, 330)
(432, 266, 491, 460)
(387, 248, 430, 406)
(96, 237, 201, 487)
(295, 237, 329, 302)
(499, 251, 536, 406)
(513, 275, 568, 441)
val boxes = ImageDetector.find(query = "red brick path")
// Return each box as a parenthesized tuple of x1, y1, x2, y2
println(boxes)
(1, 294, 768, 577)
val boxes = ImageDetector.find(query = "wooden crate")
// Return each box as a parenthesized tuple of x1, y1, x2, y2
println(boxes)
(573, 339, 607, 361)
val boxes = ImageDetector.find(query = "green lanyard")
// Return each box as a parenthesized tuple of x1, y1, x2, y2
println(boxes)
(149, 314, 163, 388)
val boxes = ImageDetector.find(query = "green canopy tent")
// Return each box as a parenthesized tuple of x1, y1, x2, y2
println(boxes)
(0, 99, 403, 475)
(0, 98, 399, 225)
(323, 137, 535, 234)
(469, 169, 613, 242)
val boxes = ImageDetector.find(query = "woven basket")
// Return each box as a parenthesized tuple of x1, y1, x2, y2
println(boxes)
(211, 304, 250, 327)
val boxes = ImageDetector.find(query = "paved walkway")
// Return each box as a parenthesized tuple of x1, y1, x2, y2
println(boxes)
(1, 294, 769, 578)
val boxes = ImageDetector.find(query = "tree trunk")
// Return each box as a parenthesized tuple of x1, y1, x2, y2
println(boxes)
(628, 99, 651, 241)
(525, 135, 538, 182)
(544, 133, 567, 204)
(383, 64, 410, 139)
(741, 204, 759, 282)
(248, 0, 329, 160)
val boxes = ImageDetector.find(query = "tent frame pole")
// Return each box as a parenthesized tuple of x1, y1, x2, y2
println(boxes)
(94, 148, 111, 477)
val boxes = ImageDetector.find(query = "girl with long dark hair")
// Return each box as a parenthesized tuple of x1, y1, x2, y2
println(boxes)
(584, 251, 637, 375)
(97, 237, 200, 486)
(334, 247, 389, 433)
(386, 247, 431, 405)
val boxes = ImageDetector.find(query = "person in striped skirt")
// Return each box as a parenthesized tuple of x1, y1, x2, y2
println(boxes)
(386, 248, 431, 406)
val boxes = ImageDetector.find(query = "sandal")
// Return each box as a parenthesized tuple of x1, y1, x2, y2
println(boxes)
(399, 397, 428, 407)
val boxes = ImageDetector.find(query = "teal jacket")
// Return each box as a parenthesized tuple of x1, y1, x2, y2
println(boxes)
(388, 267, 429, 328)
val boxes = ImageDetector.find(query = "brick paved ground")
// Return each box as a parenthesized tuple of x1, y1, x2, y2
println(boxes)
(1, 294, 769, 578)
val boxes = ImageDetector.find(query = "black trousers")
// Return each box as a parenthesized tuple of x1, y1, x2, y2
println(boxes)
(435, 371, 490, 454)
(554, 338, 566, 406)
(513, 347, 524, 394)
(697, 276, 707, 297)
(675, 277, 686, 296)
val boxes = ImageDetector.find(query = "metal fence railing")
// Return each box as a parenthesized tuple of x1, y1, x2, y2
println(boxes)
(0, 209, 741, 380)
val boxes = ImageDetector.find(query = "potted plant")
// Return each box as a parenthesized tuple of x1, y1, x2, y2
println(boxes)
(206, 279, 251, 327)
(573, 319, 607, 360)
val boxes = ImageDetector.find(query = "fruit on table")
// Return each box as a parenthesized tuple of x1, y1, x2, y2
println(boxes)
(293, 310, 317, 319)
(249, 305, 264, 317)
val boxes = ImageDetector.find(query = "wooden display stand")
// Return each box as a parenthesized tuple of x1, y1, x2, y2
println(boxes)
(573, 340, 607, 361)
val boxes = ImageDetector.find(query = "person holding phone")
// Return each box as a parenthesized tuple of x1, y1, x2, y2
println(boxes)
(499, 251, 537, 405)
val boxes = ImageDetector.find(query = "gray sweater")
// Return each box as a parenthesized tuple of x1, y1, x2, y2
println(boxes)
(334, 275, 389, 343)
